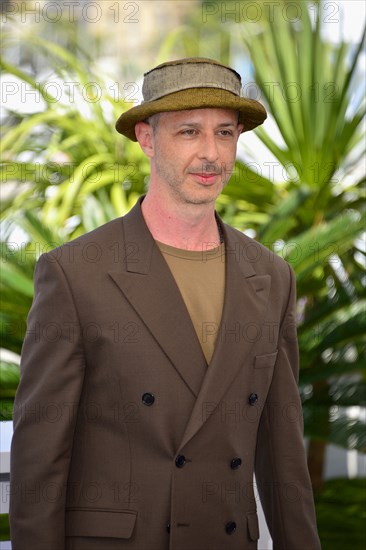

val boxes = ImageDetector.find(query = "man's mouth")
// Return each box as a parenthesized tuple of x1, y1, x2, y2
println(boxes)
(189, 165, 222, 185)
(190, 172, 219, 184)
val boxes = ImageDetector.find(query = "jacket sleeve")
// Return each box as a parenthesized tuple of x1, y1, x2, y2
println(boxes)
(10, 253, 86, 550)
(255, 264, 321, 550)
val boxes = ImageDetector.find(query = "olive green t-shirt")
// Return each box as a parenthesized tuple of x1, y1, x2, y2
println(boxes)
(156, 241, 225, 365)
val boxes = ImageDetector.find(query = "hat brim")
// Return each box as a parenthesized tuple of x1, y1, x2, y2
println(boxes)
(115, 88, 267, 141)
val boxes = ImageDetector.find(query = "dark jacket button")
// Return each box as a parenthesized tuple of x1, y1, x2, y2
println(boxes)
(248, 393, 258, 406)
(230, 457, 242, 470)
(175, 455, 186, 468)
(166, 522, 171, 534)
(225, 521, 237, 535)
(142, 393, 155, 406)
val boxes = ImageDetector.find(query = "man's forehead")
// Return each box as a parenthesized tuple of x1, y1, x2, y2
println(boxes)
(159, 108, 240, 123)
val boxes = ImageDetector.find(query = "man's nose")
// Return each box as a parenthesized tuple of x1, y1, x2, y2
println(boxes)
(197, 134, 219, 162)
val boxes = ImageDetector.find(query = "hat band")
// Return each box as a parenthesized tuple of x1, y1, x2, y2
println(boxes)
(142, 61, 241, 102)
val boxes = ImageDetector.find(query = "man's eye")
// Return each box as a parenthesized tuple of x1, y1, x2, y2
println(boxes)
(181, 129, 197, 135)
(218, 130, 233, 136)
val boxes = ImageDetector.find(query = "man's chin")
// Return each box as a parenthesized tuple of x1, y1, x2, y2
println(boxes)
(182, 192, 220, 206)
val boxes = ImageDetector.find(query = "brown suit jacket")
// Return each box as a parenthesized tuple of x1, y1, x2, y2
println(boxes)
(10, 197, 321, 549)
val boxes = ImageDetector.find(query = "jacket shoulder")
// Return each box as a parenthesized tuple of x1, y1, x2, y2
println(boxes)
(223, 223, 292, 276)
(39, 217, 124, 265)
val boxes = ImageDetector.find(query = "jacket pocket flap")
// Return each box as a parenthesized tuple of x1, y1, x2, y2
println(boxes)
(254, 350, 278, 369)
(66, 509, 137, 538)
(247, 511, 259, 541)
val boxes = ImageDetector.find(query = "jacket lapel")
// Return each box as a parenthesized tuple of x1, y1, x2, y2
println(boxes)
(108, 198, 271, 448)
(178, 222, 271, 450)
(108, 199, 207, 397)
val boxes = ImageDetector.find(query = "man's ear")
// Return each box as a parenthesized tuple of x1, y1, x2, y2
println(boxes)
(135, 121, 155, 158)
(237, 123, 244, 137)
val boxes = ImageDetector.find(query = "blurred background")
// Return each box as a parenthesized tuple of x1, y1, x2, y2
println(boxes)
(1, 0, 365, 548)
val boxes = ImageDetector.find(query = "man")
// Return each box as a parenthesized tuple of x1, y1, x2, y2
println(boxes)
(10, 58, 321, 549)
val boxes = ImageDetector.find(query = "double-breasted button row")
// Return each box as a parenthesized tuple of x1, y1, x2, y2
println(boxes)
(142, 393, 155, 406)
(175, 454, 242, 470)
(172, 447, 242, 537)
(144, 392, 258, 406)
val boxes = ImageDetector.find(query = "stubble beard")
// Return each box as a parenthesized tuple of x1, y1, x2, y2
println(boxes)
(154, 155, 232, 206)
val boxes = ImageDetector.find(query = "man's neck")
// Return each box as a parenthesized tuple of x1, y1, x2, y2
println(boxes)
(141, 191, 222, 251)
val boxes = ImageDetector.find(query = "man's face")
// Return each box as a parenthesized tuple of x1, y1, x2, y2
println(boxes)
(141, 108, 243, 206)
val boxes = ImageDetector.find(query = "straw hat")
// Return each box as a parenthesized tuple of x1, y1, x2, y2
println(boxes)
(115, 57, 267, 141)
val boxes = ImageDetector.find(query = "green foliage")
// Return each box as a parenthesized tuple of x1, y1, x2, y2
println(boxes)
(0, 513, 10, 542)
(314, 478, 366, 549)
(0, 239, 34, 354)
(0, 362, 19, 420)
(1, 31, 149, 235)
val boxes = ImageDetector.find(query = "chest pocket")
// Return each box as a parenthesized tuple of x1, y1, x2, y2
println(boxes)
(254, 350, 278, 369)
